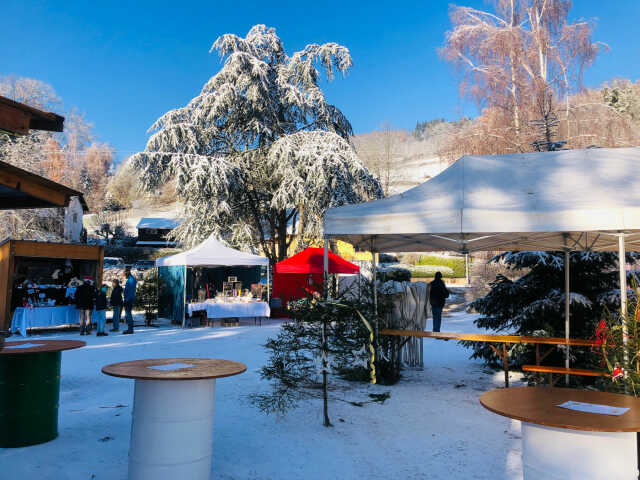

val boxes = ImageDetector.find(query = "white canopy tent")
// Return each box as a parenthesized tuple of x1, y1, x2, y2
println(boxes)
(156, 235, 269, 327)
(156, 234, 269, 267)
(324, 146, 640, 374)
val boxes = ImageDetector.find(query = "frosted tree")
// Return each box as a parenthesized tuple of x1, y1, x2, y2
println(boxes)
(466, 250, 635, 385)
(131, 25, 382, 263)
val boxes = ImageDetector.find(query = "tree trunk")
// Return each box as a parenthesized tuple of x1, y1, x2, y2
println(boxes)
(322, 316, 332, 427)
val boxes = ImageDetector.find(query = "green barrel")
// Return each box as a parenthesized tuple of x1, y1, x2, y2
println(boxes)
(0, 351, 61, 447)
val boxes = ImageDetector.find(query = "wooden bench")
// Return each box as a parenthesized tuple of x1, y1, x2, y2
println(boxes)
(380, 329, 596, 388)
(522, 365, 610, 386)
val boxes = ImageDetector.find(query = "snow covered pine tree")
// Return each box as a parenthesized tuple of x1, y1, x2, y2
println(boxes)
(467, 251, 634, 384)
(131, 25, 382, 262)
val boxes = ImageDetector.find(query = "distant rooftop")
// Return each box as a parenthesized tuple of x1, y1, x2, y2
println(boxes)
(136, 217, 182, 230)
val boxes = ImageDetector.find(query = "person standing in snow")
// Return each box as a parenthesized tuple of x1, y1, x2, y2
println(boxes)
(110, 279, 123, 332)
(122, 267, 137, 334)
(94, 284, 108, 336)
(75, 277, 95, 335)
(429, 271, 450, 332)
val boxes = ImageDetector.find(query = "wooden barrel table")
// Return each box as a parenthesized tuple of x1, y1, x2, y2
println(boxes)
(480, 387, 640, 479)
(0, 339, 85, 447)
(102, 358, 246, 480)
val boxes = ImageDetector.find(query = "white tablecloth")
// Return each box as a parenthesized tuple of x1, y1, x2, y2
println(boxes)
(11, 306, 81, 337)
(187, 301, 270, 319)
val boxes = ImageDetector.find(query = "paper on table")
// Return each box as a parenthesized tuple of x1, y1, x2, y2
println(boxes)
(5, 343, 45, 349)
(147, 362, 195, 371)
(557, 400, 629, 416)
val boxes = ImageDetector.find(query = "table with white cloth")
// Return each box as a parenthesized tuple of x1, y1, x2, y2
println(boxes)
(10, 306, 81, 337)
(187, 300, 270, 324)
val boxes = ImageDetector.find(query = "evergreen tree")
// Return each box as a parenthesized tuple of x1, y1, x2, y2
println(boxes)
(252, 281, 394, 426)
(467, 251, 632, 379)
(131, 25, 382, 262)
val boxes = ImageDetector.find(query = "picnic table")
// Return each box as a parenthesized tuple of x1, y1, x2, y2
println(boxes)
(480, 387, 640, 479)
(380, 329, 597, 387)
(102, 357, 246, 480)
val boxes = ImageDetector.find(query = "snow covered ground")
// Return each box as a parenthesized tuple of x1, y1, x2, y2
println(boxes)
(2, 309, 526, 480)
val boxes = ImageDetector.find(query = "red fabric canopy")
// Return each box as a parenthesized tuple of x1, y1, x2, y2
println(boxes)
(274, 248, 360, 274)
(272, 248, 360, 307)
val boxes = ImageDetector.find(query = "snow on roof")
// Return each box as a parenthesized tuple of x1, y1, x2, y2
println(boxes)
(136, 240, 178, 246)
(136, 217, 182, 230)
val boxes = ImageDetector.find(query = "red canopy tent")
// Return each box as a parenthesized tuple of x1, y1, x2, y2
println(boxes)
(273, 248, 360, 306)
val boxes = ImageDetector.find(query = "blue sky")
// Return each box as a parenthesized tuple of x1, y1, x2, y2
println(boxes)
(3, 1, 640, 162)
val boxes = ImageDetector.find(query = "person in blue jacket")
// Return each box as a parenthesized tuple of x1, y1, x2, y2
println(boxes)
(122, 267, 137, 334)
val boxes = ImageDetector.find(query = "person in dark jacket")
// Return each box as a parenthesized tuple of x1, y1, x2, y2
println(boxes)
(95, 285, 108, 336)
(429, 271, 450, 332)
(122, 267, 137, 334)
(110, 279, 123, 332)
(75, 277, 96, 335)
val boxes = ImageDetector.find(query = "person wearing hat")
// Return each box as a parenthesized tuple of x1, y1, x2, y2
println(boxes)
(429, 271, 450, 333)
(122, 267, 137, 334)
(75, 276, 96, 335)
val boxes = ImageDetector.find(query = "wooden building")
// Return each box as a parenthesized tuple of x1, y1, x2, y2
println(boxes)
(0, 240, 104, 334)
(136, 217, 181, 247)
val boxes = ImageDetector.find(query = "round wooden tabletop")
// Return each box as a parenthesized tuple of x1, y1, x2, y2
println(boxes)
(480, 387, 640, 432)
(1, 339, 86, 355)
(101, 358, 247, 381)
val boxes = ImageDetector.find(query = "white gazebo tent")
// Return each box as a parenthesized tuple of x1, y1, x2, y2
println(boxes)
(324, 146, 640, 373)
(156, 235, 269, 326)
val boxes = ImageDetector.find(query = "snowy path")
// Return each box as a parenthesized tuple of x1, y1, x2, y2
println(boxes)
(1, 311, 525, 480)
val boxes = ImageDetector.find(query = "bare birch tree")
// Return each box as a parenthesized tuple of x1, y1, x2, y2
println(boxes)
(440, 0, 604, 153)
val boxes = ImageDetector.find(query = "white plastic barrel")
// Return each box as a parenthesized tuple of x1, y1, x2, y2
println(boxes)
(522, 422, 638, 480)
(128, 378, 216, 480)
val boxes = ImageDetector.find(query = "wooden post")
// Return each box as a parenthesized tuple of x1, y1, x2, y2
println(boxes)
(503, 343, 509, 388)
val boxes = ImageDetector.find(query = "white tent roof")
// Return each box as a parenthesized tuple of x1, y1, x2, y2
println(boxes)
(155, 235, 269, 267)
(324, 147, 640, 253)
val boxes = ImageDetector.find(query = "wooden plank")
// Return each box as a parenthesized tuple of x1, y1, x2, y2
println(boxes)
(0, 241, 10, 333)
(522, 365, 610, 377)
(1, 340, 85, 355)
(13, 241, 102, 260)
(0, 95, 64, 133)
(96, 246, 104, 287)
(380, 329, 595, 347)
(380, 329, 524, 343)
(0, 103, 31, 135)
(520, 335, 595, 347)
(0, 169, 69, 208)
(480, 387, 640, 432)
(102, 358, 247, 381)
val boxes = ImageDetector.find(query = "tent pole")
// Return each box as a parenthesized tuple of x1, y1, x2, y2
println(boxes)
(266, 264, 270, 303)
(619, 234, 629, 351)
(465, 253, 470, 286)
(182, 266, 187, 328)
(371, 237, 378, 358)
(323, 238, 329, 300)
(564, 247, 570, 386)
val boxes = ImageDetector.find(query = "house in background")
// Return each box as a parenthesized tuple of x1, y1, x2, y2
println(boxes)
(136, 218, 182, 247)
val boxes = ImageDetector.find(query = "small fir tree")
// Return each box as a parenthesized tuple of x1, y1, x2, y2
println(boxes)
(467, 251, 632, 381)
(252, 281, 393, 426)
